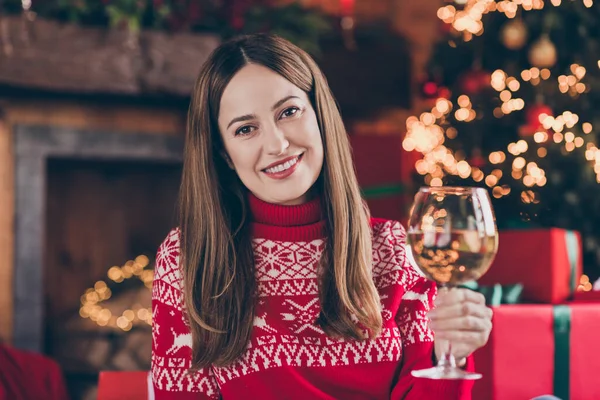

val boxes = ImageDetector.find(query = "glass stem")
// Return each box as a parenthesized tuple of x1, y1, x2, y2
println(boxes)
(436, 284, 456, 369)
(438, 340, 457, 369)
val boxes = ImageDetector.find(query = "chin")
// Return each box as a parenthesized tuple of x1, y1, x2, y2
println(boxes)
(265, 180, 315, 205)
(271, 189, 311, 205)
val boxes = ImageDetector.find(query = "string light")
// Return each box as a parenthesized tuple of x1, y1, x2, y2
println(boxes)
(437, 0, 547, 39)
(80, 255, 153, 331)
(407, 2, 600, 195)
(577, 274, 593, 291)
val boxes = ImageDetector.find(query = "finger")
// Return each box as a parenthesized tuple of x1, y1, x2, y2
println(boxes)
(429, 302, 490, 320)
(434, 288, 485, 307)
(435, 330, 489, 348)
(448, 343, 473, 361)
(486, 306, 494, 320)
(429, 315, 490, 332)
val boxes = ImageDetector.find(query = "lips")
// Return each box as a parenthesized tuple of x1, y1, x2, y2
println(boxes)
(262, 153, 303, 174)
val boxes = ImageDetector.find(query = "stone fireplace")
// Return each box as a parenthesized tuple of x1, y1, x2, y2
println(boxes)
(12, 123, 184, 398)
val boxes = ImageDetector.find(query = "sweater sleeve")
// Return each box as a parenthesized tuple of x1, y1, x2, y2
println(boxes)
(388, 221, 474, 400)
(151, 228, 221, 400)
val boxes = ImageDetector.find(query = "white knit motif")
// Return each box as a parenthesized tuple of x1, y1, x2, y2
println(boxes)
(280, 298, 323, 334)
(152, 220, 434, 393)
(212, 328, 403, 385)
(166, 327, 192, 355)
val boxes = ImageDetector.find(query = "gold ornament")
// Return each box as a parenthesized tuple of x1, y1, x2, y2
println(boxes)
(528, 34, 557, 68)
(501, 19, 528, 50)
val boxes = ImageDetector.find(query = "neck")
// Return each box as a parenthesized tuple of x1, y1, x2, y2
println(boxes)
(248, 192, 325, 241)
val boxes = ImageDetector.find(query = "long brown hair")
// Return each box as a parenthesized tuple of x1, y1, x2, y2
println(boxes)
(179, 33, 382, 369)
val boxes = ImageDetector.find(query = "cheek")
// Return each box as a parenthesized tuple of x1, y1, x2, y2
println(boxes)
(304, 118, 324, 163)
(225, 141, 261, 173)
(297, 111, 323, 148)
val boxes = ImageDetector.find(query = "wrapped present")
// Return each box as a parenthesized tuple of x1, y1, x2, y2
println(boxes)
(461, 281, 524, 306)
(572, 290, 600, 303)
(349, 135, 408, 221)
(473, 304, 600, 400)
(479, 229, 582, 304)
(97, 371, 149, 400)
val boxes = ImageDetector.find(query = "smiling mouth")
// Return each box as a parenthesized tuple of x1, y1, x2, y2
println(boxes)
(262, 153, 303, 174)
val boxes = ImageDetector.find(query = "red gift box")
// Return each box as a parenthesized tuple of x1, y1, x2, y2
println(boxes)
(572, 290, 600, 303)
(349, 135, 409, 222)
(97, 371, 149, 400)
(473, 304, 600, 400)
(479, 229, 582, 304)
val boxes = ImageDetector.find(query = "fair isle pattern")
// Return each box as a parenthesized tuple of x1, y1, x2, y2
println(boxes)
(152, 228, 184, 311)
(152, 355, 219, 397)
(253, 238, 323, 297)
(152, 229, 220, 399)
(371, 220, 422, 290)
(152, 219, 435, 397)
(212, 329, 403, 385)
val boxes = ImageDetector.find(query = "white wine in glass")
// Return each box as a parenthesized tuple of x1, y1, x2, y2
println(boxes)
(407, 186, 498, 380)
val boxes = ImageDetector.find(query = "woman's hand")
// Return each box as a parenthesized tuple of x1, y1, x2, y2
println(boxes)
(427, 288, 493, 366)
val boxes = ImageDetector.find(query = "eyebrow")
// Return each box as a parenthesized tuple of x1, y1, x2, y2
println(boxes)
(226, 95, 301, 129)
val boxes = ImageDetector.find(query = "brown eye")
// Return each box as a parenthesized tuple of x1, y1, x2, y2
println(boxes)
(281, 107, 299, 119)
(235, 125, 255, 136)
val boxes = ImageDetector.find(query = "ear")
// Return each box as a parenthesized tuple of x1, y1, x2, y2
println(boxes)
(221, 151, 235, 170)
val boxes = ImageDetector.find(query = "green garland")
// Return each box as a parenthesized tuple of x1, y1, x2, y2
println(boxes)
(2, 0, 332, 54)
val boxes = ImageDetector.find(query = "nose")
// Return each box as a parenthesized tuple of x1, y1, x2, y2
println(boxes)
(263, 124, 290, 156)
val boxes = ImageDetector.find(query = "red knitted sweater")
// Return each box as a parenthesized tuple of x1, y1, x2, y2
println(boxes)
(151, 194, 474, 399)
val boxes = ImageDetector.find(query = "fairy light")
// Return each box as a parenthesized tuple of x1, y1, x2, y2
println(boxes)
(513, 157, 526, 170)
(472, 168, 485, 182)
(554, 132, 564, 143)
(489, 151, 506, 164)
(534, 131, 549, 143)
(412, 5, 600, 196)
(512, 170, 523, 180)
(80, 255, 153, 331)
(524, 162, 546, 187)
(540, 69, 551, 80)
(456, 160, 472, 178)
(558, 65, 587, 97)
(437, 0, 494, 39)
(507, 77, 520, 91)
(485, 174, 498, 187)
(537, 148, 547, 157)
(430, 177, 443, 187)
(491, 70, 507, 91)
(578, 274, 593, 291)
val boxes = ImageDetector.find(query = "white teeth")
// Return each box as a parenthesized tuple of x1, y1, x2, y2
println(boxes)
(265, 156, 299, 174)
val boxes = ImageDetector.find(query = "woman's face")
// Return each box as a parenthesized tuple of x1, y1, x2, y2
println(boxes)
(218, 64, 324, 205)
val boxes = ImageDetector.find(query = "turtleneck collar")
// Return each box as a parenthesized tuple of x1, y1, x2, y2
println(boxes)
(248, 192, 325, 242)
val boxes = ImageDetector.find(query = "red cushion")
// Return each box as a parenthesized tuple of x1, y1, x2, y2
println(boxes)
(97, 371, 149, 400)
(0, 344, 69, 400)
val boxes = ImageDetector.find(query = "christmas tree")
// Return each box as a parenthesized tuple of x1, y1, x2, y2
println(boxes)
(403, 0, 600, 281)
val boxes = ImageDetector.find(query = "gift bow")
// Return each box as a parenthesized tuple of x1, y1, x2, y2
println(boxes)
(460, 281, 524, 306)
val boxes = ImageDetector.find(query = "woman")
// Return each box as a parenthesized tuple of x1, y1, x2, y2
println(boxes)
(151, 33, 492, 399)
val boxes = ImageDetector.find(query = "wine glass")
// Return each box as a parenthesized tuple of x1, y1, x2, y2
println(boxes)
(406, 186, 498, 380)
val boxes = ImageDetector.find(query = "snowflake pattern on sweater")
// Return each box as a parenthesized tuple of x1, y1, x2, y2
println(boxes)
(152, 210, 473, 399)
